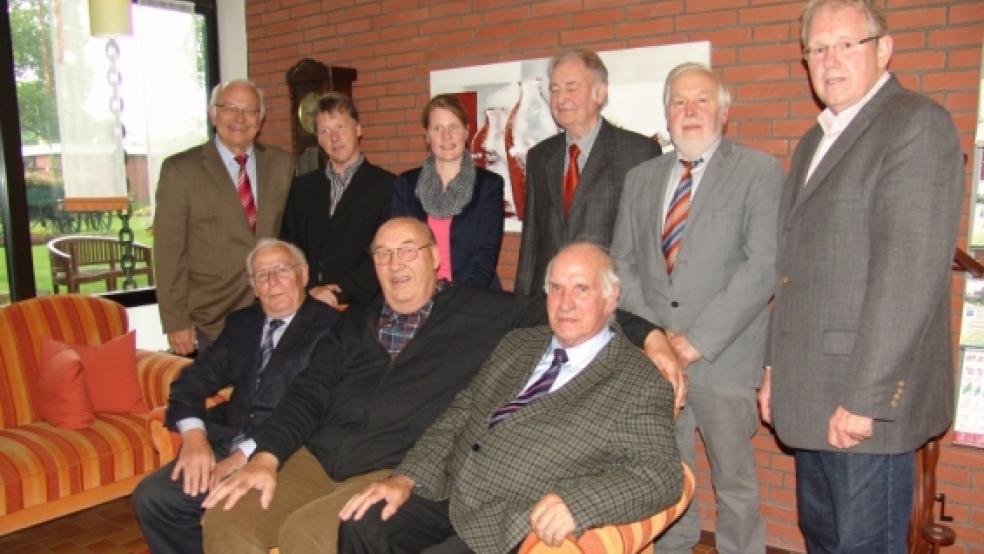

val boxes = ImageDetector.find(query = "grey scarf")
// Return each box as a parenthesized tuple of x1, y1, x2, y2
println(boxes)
(415, 155, 476, 218)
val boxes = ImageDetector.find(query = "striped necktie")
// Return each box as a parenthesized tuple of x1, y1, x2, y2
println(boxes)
(235, 154, 257, 233)
(488, 348, 567, 428)
(661, 158, 702, 274)
(258, 319, 284, 376)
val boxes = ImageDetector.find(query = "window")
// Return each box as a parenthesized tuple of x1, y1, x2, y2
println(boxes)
(3, 0, 214, 298)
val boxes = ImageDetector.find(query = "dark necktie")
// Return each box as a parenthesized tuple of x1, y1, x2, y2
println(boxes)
(488, 348, 568, 428)
(563, 143, 580, 218)
(661, 158, 702, 274)
(235, 154, 257, 233)
(258, 319, 284, 376)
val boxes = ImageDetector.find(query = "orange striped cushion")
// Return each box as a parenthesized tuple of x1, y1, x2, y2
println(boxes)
(0, 413, 160, 517)
(0, 295, 126, 430)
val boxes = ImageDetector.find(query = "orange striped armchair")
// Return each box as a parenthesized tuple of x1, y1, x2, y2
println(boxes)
(0, 294, 191, 535)
(517, 463, 695, 554)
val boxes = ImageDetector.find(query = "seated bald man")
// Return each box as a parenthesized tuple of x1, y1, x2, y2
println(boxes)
(200, 218, 679, 554)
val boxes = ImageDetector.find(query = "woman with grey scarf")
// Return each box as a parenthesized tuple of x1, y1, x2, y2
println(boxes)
(391, 94, 505, 289)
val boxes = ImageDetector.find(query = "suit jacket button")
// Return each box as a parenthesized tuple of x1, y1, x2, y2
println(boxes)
(671, 301, 679, 308)
(471, 443, 480, 452)
(781, 276, 791, 285)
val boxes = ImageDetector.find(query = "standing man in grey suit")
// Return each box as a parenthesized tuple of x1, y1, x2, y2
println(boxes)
(338, 243, 681, 554)
(514, 48, 661, 296)
(761, 1, 964, 551)
(612, 62, 782, 554)
(155, 79, 294, 355)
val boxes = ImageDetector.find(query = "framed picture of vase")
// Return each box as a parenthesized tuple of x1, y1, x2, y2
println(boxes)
(430, 41, 711, 232)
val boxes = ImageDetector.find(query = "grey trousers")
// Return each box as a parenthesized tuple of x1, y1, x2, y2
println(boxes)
(655, 381, 766, 554)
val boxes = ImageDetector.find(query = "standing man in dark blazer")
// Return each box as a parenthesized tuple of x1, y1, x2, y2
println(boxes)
(613, 63, 782, 554)
(280, 93, 395, 307)
(514, 48, 661, 296)
(133, 239, 339, 554)
(337, 243, 681, 554)
(761, 1, 964, 551)
(154, 79, 294, 355)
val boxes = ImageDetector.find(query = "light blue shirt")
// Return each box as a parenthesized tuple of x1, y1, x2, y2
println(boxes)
(520, 326, 615, 393)
(176, 312, 297, 458)
(214, 138, 257, 201)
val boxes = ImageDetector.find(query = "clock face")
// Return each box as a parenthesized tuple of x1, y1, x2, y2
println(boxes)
(297, 91, 321, 135)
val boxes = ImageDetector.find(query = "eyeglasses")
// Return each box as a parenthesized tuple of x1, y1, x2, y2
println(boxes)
(249, 263, 301, 284)
(215, 104, 262, 118)
(370, 244, 432, 265)
(802, 36, 880, 61)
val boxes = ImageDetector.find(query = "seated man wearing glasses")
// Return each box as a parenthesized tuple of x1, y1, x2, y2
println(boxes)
(133, 239, 339, 554)
(200, 217, 679, 554)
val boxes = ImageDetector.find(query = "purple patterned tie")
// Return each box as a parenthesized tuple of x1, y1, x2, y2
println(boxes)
(488, 348, 568, 428)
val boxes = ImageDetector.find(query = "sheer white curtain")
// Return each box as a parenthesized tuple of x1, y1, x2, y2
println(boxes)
(53, 0, 207, 207)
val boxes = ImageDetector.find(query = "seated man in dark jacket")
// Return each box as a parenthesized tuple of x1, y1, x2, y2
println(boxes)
(201, 217, 679, 554)
(132, 239, 339, 554)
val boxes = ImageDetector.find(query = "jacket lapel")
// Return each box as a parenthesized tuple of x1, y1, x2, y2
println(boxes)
(241, 306, 266, 391)
(571, 121, 613, 216)
(254, 144, 279, 236)
(790, 77, 902, 217)
(486, 333, 554, 417)
(545, 142, 566, 223)
(492, 332, 619, 428)
(686, 139, 732, 228)
(647, 155, 675, 268)
(203, 140, 255, 237)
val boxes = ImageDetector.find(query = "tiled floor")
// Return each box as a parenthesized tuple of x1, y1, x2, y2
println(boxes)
(0, 498, 725, 553)
(0, 498, 147, 553)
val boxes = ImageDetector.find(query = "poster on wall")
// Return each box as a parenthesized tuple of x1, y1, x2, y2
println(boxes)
(430, 42, 711, 232)
(959, 278, 984, 347)
(954, 348, 984, 448)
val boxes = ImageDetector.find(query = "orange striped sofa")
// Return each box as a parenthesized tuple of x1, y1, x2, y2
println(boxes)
(0, 294, 191, 535)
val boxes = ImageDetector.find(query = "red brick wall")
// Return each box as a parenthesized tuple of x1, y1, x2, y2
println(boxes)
(245, 1, 984, 551)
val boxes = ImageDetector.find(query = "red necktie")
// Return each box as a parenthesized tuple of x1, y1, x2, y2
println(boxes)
(661, 159, 701, 274)
(235, 154, 257, 233)
(563, 143, 580, 218)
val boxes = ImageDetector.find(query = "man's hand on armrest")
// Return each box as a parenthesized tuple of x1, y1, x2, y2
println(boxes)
(201, 451, 280, 511)
(171, 429, 214, 496)
(339, 474, 415, 522)
(530, 493, 576, 547)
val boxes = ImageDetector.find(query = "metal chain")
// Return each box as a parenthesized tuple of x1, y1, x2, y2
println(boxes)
(107, 38, 136, 290)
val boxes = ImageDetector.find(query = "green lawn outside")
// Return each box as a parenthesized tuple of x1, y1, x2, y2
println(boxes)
(0, 213, 155, 299)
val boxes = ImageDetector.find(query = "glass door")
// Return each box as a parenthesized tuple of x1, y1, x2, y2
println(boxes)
(8, 0, 209, 295)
